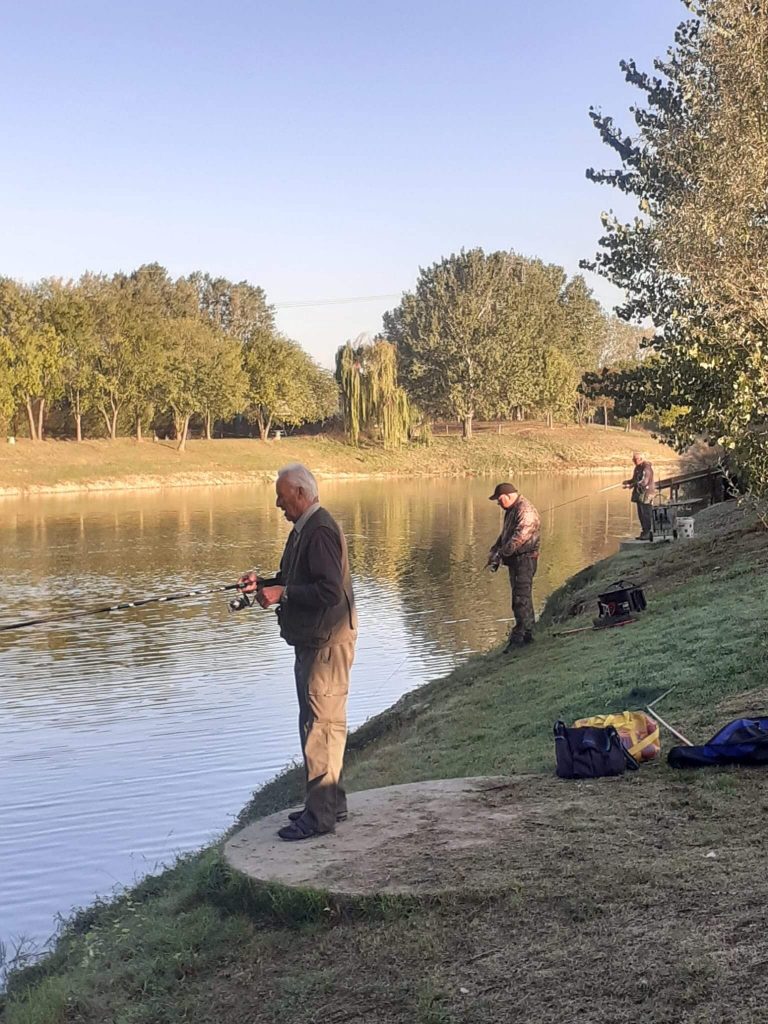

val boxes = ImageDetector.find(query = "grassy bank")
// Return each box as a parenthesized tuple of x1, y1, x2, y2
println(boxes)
(4, 502, 766, 1024)
(0, 425, 676, 496)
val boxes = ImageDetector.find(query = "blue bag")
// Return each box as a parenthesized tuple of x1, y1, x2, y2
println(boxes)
(668, 717, 768, 768)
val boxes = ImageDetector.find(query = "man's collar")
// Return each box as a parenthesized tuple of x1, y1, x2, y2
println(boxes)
(293, 501, 321, 535)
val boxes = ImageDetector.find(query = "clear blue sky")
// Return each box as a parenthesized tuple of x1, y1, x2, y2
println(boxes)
(0, 1, 685, 367)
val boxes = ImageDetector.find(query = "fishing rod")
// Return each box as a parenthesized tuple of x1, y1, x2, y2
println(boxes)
(540, 480, 625, 515)
(0, 581, 249, 633)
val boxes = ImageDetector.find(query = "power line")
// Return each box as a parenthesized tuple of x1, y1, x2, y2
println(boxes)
(273, 293, 401, 309)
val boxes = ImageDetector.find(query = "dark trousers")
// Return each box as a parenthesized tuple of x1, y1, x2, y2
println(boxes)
(294, 642, 355, 833)
(635, 501, 653, 536)
(507, 554, 538, 635)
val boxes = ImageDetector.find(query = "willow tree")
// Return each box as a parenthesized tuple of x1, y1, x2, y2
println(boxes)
(335, 337, 414, 447)
(335, 341, 367, 444)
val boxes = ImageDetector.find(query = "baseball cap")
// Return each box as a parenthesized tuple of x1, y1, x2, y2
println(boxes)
(489, 482, 518, 500)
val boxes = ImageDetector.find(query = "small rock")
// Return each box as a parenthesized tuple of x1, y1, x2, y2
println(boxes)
(705, 850, 717, 859)
(460, 987, 469, 995)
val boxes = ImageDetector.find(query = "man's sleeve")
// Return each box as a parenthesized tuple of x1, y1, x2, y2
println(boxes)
(282, 528, 343, 608)
(500, 506, 540, 557)
(641, 463, 654, 492)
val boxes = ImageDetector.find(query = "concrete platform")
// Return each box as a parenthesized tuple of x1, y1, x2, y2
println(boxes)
(224, 776, 569, 898)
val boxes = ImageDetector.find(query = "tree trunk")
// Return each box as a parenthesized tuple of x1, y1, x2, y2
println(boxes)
(627, 415, 633, 432)
(205, 413, 212, 440)
(603, 403, 609, 430)
(110, 406, 119, 440)
(73, 391, 83, 442)
(257, 415, 272, 441)
(25, 398, 38, 441)
(461, 414, 473, 440)
(177, 415, 190, 451)
(136, 416, 143, 442)
(37, 399, 45, 441)
(547, 411, 553, 429)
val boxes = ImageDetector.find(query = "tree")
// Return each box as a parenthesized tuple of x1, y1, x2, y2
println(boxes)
(584, 1, 768, 493)
(244, 331, 336, 440)
(197, 330, 249, 440)
(164, 317, 222, 451)
(116, 264, 192, 442)
(537, 346, 580, 428)
(80, 274, 131, 440)
(335, 339, 367, 445)
(384, 248, 524, 439)
(42, 279, 98, 442)
(188, 273, 274, 343)
(335, 337, 415, 447)
(0, 279, 61, 440)
(560, 275, 606, 372)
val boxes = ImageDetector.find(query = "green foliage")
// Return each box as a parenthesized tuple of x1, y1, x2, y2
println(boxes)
(385, 250, 610, 436)
(244, 331, 337, 440)
(335, 337, 415, 447)
(0, 278, 62, 440)
(584, 1, 768, 494)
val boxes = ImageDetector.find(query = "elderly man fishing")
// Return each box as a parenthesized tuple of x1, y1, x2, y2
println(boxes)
(486, 483, 541, 654)
(239, 463, 357, 842)
(623, 451, 655, 540)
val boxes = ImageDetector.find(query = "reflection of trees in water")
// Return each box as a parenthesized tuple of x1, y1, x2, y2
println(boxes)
(0, 479, 632, 715)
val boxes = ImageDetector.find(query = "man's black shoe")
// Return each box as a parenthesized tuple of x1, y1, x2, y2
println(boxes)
(277, 819, 333, 842)
(288, 808, 347, 823)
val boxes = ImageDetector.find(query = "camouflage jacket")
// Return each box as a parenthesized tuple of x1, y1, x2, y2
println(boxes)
(626, 461, 654, 504)
(489, 495, 541, 564)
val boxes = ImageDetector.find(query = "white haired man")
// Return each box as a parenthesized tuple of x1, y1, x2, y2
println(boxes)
(623, 451, 655, 540)
(239, 464, 357, 841)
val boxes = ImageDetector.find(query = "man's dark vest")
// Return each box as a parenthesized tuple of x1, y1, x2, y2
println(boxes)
(276, 507, 357, 649)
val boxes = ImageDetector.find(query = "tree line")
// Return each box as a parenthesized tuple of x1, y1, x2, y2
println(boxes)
(582, 0, 768, 495)
(336, 251, 646, 443)
(1, 255, 646, 450)
(0, 264, 337, 447)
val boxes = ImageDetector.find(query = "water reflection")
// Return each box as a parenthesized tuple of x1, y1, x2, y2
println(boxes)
(0, 475, 634, 957)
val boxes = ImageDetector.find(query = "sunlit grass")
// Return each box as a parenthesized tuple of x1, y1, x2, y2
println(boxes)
(0, 428, 675, 494)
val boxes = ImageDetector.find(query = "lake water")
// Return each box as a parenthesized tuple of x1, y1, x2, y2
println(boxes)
(0, 474, 636, 961)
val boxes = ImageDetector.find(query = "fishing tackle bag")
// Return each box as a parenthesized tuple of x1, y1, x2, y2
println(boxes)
(668, 717, 768, 768)
(554, 721, 640, 779)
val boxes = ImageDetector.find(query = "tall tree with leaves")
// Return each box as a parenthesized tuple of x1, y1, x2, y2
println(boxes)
(584, 1, 768, 491)
(164, 317, 222, 451)
(42, 279, 98, 441)
(197, 330, 249, 440)
(244, 331, 336, 440)
(384, 248, 523, 439)
(0, 279, 61, 440)
(335, 337, 414, 447)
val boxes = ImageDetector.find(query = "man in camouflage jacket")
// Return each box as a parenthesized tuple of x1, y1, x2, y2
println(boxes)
(486, 483, 541, 653)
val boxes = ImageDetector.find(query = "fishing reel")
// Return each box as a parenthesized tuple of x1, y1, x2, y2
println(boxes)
(228, 591, 254, 613)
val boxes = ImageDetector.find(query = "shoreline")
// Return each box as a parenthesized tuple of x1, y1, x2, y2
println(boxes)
(0, 429, 681, 499)
(0, 462, 681, 499)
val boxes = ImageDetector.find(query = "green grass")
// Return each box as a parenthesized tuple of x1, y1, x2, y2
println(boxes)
(0, 426, 676, 495)
(4, 506, 768, 1023)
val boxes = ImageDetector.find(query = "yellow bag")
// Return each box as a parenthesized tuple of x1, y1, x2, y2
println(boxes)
(573, 711, 660, 763)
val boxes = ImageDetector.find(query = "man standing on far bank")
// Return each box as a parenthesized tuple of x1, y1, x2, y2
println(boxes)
(239, 463, 357, 841)
(623, 451, 655, 540)
(486, 483, 541, 654)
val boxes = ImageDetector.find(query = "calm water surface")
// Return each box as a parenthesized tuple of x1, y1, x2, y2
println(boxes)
(0, 475, 636, 957)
